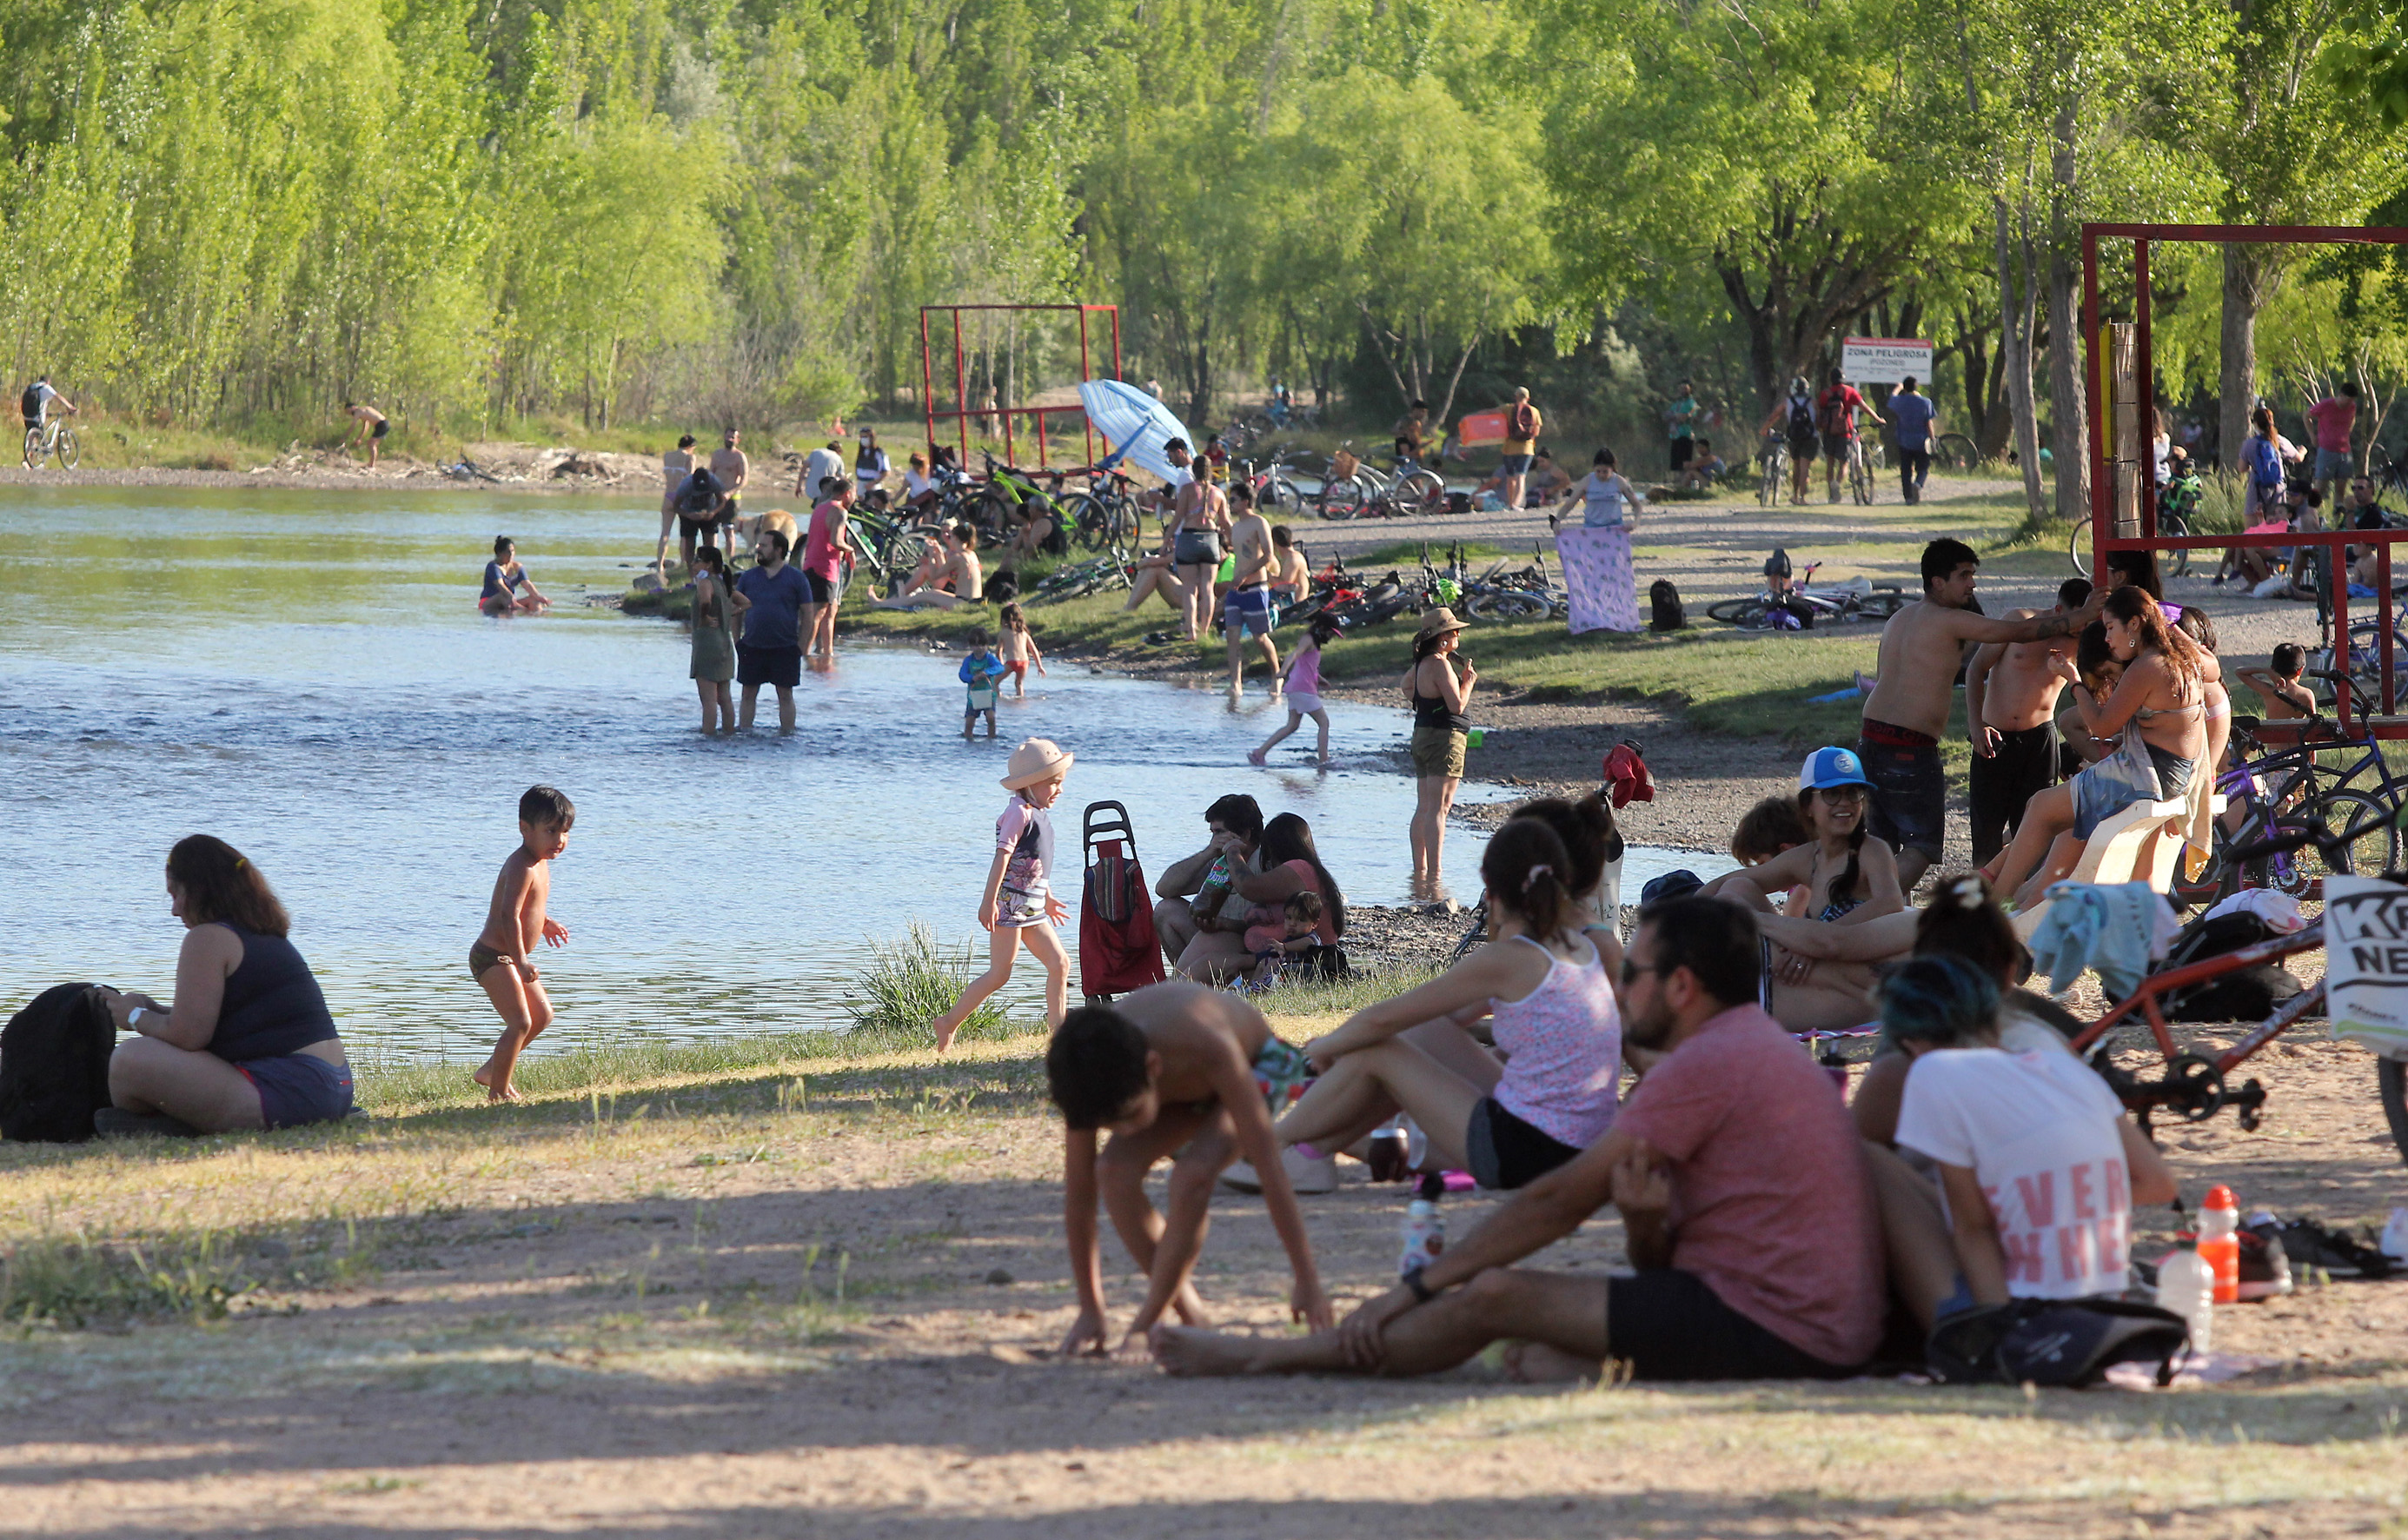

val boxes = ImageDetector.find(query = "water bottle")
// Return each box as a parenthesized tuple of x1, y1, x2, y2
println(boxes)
(2199, 1185, 2241, 1305)
(1398, 1172, 1445, 1278)
(2157, 1237, 2214, 1357)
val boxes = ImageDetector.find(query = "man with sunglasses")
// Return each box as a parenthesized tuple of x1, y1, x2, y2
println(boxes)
(1156, 896, 1883, 1383)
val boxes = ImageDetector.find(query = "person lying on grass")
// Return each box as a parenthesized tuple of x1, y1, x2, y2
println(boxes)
(1047, 980, 1334, 1362)
(1155, 896, 1883, 1383)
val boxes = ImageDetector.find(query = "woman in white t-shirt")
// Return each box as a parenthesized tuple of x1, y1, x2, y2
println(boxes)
(1869, 954, 2177, 1331)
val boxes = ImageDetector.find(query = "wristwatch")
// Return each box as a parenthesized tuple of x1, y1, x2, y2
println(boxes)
(1402, 1265, 1437, 1304)
(126, 1006, 149, 1032)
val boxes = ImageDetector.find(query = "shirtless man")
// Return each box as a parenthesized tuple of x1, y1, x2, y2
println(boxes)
(1221, 484, 1279, 694)
(1859, 539, 2104, 890)
(1166, 439, 1231, 642)
(653, 434, 700, 576)
(875, 521, 984, 610)
(343, 402, 388, 468)
(710, 429, 751, 554)
(1964, 577, 2090, 866)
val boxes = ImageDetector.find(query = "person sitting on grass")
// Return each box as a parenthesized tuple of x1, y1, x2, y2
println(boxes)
(1243, 892, 1323, 986)
(1048, 980, 1334, 1361)
(1674, 436, 1728, 492)
(1987, 587, 2206, 910)
(1154, 895, 1883, 1383)
(93, 837, 355, 1137)
(877, 522, 984, 610)
(1250, 818, 1620, 1195)
(1862, 954, 2177, 1334)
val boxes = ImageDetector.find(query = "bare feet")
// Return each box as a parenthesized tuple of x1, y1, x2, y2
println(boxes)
(1498, 1339, 1604, 1384)
(471, 1062, 523, 1103)
(1247, 747, 1268, 767)
(932, 1016, 959, 1053)
(1151, 1325, 1264, 1377)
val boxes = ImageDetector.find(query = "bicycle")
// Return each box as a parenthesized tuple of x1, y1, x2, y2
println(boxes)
(1932, 431, 1983, 471)
(1843, 438, 1878, 505)
(1461, 547, 1569, 621)
(1757, 435, 1790, 507)
(2068, 507, 2194, 579)
(1319, 444, 1444, 520)
(21, 413, 78, 469)
(1704, 561, 1906, 628)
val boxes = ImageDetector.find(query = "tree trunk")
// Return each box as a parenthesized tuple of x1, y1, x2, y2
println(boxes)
(2045, 244, 2088, 528)
(1434, 334, 1479, 427)
(2219, 242, 2265, 473)
(1994, 195, 2046, 522)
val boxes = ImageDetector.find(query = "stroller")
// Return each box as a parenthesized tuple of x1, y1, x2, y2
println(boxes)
(1078, 801, 1168, 1005)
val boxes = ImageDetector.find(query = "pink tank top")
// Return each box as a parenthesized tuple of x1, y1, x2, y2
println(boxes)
(1489, 935, 1622, 1148)
(1284, 645, 1322, 695)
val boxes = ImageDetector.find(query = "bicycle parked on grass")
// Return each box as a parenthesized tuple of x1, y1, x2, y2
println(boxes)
(1704, 561, 1906, 628)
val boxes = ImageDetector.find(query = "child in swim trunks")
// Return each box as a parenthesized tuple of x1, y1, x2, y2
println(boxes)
(1045, 979, 1333, 1361)
(931, 739, 1076, 1051)
(959, 631, 1005, 739)
(470, 785, 574, 1104)
(1244, 892, 1324, 986)
(997, 602, 1046, 697)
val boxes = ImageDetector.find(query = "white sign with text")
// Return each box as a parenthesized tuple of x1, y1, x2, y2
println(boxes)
(2320, 876, 2408, 1056)
(1841, 336, 1934, 385)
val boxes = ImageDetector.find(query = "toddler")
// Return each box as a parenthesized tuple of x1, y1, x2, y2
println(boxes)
(1244, 891, 1324, 985)
(959, 630, 1005, 739)
(470, 785, 574, 1103)
(998, 602, 1047, 696)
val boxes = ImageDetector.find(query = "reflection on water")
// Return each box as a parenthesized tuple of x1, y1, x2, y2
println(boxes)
(0, 485, 1690, 1064)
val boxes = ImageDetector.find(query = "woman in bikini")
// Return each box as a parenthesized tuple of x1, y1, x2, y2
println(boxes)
(1987, 585, 2207, 911)
(1717, 747, 1904, 929)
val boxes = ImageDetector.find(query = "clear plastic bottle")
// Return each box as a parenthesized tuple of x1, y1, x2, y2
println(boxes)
(2157, 1236, 2214, 1356)
(2198, 1185, 2241, 1305)
(1398, 1172, 1446, 1278)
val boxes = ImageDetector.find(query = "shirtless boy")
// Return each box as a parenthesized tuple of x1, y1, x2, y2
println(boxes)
(1222, 484, 1280, 694)
(1860, 540, 2104, 889)
(343, 402, 389, 468)
(2236, 642, 2314, 720)
(1048, 982, 1333, 1360)
(710, 429, 751, 551)
(471, 785, 575, 1104)
(1963, 577, 2090, 866)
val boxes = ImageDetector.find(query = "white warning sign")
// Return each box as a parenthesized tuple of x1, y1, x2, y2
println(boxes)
(2320, 876, 2408, 1057)
(1840, 337, 1934, 385)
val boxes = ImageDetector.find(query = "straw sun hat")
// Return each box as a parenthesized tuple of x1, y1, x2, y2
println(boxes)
(1413, 607, 1469, 644)
(1001, 737, 1075, 790)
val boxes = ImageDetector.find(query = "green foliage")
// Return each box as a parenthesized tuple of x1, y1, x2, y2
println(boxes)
(848, 923, 1009, 1045)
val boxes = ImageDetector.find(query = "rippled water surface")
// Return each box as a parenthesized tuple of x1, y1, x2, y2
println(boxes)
(1, 485, 1688, 1064)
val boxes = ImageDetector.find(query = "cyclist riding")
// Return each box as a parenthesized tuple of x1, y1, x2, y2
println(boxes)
(1813, 368, 1885, 503)
(20, 375, 77, 468)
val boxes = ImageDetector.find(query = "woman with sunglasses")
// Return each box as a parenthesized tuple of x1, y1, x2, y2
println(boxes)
(1716, 747, 1903, 928)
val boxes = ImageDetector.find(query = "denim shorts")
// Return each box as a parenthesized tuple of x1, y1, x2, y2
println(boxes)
(1499, 454, 1533, 476)
(236, 1052, 355, 1130)
(1858, 737, 1947, 861)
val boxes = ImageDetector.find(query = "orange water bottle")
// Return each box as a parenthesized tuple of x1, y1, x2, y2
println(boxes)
(2198, 1185, 2241, 1305)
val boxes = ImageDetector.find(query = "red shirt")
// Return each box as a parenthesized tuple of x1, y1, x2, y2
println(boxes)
(1615, 1004, 1884, 1366)
(1816, 385, 1869, 439)
(2306, 395, 2358, 455)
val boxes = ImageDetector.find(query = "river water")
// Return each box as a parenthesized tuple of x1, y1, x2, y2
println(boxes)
(0, 485, 1689, 1065)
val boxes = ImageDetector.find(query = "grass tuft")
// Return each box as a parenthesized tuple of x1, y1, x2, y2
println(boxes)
(847, 922, 1006, 1047)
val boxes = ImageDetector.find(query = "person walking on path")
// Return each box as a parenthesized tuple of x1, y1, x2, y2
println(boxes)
(734, 528, 808, 731)
(1405, 608, 1476, 896)
(1859, 539, 2101, 893)
(710, 429, 751, 551)
(1889, 376, 1939, 503)
(2306, 381, 2359, 508)
(343, 402, 389, 468)
(688, 546, 747, 733)
(19, 374, 74, 464)
(801, 477, 859, 662)
(1813, 369, 1883, 503)
(1761, 377, 1821, 504)
(1664, 380, 1698, 478)
(653, 435, 700, 577)
(931, 739, 1076, 1051)
(1497, 388, 1542, 514)
(1556, 449, 1642, 634)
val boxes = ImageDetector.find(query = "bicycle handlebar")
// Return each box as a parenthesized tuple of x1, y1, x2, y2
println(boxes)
(2226, 805, 2405, 866)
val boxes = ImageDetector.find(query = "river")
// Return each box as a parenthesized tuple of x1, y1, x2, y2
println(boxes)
(0, 484, 1689, 1065)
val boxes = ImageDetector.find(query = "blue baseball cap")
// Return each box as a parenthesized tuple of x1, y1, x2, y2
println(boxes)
(1800, 746, 1874, 792)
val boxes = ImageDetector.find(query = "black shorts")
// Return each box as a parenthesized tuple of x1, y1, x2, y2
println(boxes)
(1787, 434, 1819, 463)
(804, 569, 836, 604)
(1464, 1097, 1581, 1191)
(1820, 432, 1852, 461)
(370, 419, 390, 440)
(1967, 721, 2060, 866)
(1669, 437, 1694, 469)
(735, 642, 801, 688)
(680, 512, 734, 541)
(1607, 1269, 1861, 1381)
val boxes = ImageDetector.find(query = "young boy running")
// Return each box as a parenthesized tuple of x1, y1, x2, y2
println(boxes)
(471, 785, 575, 1103)
(1047, 981, 1334, 1360)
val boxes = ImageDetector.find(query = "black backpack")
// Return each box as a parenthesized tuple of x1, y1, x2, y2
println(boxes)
(0, 984, 118, 1143)
(1648, 578, 1686, 631)
(19, 384, 41, 419)
(1787, 395, 1817, 440)
(1927, 1298, 2191, 1388)
(2154, 912, 2303, 1022)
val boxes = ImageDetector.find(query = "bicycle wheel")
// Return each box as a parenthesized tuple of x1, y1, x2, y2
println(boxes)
(1320, 478, 1366, 520)
(2159, 510, 2192, 578)
(1706, 596, 1773, 627)
(22, 427, 43, 469)
(1264, 470, 1302, 512)
(1062, 494, 1111, 554)
(1466, 591, 1549, 621)
(1848, 448, 1874, 505)
(1934, 432, 1981, 471)
(1758, 452, 1782, 508)
(2069, 514, 2093, 576)
(56, 426, 78, 469)
(1396, 468, 1446, 515)
(2298, 790, 2401, 885)
(2379, 1058, 2408, 1167)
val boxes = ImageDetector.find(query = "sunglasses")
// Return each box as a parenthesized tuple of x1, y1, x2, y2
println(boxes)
(1619, 957, 1662, 988)
(1814, 785, 1868, 802)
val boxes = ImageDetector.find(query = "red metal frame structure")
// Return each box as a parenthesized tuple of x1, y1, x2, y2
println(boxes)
(2084, 222, 2408, 737)
(919, 304, 1123, 471)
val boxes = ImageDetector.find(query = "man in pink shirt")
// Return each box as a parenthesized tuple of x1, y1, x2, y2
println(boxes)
(1155, 897, 1886, 1382)
(2305, 382, 2359, 506)
(800, 476, 858, 662)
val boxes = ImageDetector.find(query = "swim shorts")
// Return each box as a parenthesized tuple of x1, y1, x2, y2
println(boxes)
(736, 642, 802, 689)
(1499, 454, 1533, 476)
(370, 420, 389, 440)
(1174, 528, 1224, 567)
(804, 569, 837, 604)
(1858, 720, 1946, 861)
(1606, 1269, 1861, 1382)
(1224, 584, 1275, 637)
(1250, 1035, 1314, 1116)
(1465, 1096, 1581, 1191)
(1820, 432, 1851, 461)
(1410, 723, 1466, 779)
(235, 1052, 355, 1130)
(1285, 690, 1324, 717)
